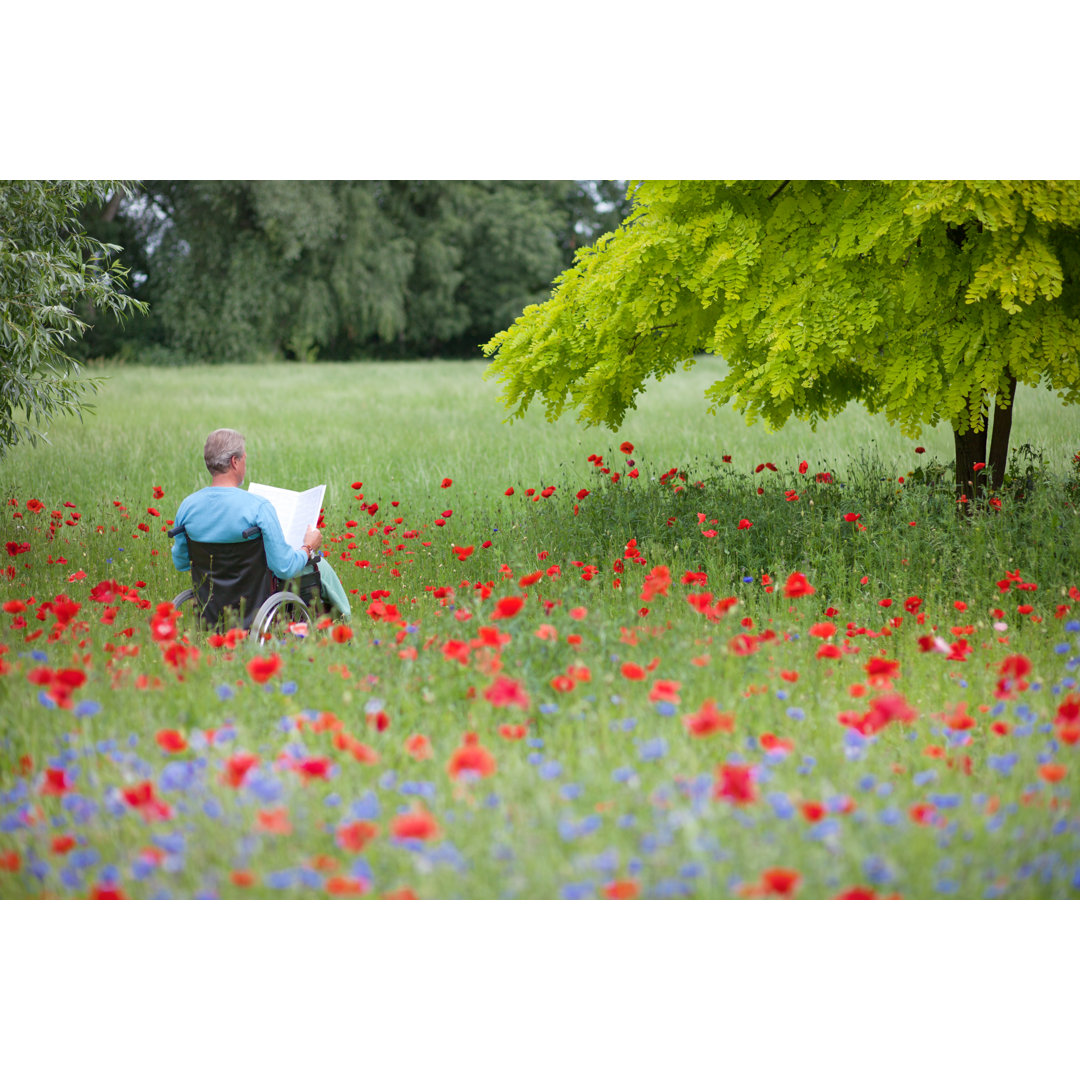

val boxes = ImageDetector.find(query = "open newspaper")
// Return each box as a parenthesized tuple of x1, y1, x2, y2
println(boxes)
(247, 482, 325, 549)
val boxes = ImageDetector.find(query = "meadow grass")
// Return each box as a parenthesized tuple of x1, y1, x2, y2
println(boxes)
(1, 359, 1079, 899)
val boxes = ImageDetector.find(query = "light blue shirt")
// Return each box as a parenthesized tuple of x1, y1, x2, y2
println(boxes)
(171, 486, 309, 581)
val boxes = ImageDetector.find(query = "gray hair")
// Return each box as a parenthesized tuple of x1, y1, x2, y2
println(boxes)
(203, 428, 246, 475)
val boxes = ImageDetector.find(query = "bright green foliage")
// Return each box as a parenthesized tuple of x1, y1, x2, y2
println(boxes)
(0, 181, 147, 454)
(483, 181, 1080, 441)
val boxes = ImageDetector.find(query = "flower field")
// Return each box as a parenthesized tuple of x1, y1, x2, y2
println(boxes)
(2, 361, 1079, 900)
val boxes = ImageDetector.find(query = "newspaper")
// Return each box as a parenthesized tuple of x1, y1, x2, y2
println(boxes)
(247, 482, 325, 549)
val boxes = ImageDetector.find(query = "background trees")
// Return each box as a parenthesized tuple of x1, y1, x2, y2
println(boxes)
(0, 181, 147, 455)
(483, 180, 1080, 494)
(77, 180, 630, 363)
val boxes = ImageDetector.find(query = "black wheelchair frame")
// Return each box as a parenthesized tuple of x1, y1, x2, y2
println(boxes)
(167, 524, 324, 643)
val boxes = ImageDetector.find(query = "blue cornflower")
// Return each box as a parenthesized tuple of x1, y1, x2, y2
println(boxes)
(74, 701, 101, 719)
(742, 575, 754, 583)
(246, 773, 283, 802)
(767, 791, 795, 820)
(280, 681, 298, 695)
(378, 771, 398, 790)
(400, 780, 437, 799)
(878, 808, 902, 825)
(612, 766, 636, 783)
(202, 799, 222, 820)
(913, 769, 937, 787)
(617, 814, 636, 828)
(1066, 619, 1080, 633)
(538, 703, 559, 715)
(160, 761, 197, 793)
(69, 848, 100, 870)
(930, 794, 962, 809)
(296, 867, 322, 889)
(526, 737, 544, 749)
(621, 717, 637, 731)
(638, 737, 667, 762)
(1055, 643, 1072, 655)
(590, 849, 619, 874)
(786, 707, 805, 721)
(798, 756, 816, 775)
(654, 701, 677, 717)
(60, 867, 84, 889)
(215, 685, 234, 701)
(989, 754, 1019, 776)
(561, 882, 595, 899)
(775, 689, 789, 701)
(561, 783, 582, 800)
(863, 856, 894, 886)
(154, 832, 186, 855)
(652, 879, 691, 898)
(538, 761, 563, 780)
(808, 819, 840, 840)
(266, 870, 296, 889)
(352, 792, 380, 819)
(859, 775, 877, 792)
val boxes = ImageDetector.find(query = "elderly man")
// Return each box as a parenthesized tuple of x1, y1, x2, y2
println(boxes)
(172, 428, 350, 619)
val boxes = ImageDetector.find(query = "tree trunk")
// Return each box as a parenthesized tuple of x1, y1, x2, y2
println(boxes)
(953, 423, 988, 506)
(100, 189, 123, 223)
(988, 375, 1017, 491)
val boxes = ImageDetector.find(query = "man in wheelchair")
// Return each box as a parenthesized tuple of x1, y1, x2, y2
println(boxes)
(170, 428, 351, 632)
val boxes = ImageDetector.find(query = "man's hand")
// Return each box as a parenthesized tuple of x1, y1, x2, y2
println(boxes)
(302, 525, 322, 554)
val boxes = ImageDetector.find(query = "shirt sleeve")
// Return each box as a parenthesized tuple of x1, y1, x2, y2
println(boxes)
(171, 502, 191, 571)
(256, 499, 309, 581)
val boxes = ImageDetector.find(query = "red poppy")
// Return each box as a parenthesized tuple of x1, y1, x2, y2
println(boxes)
(835, 887, 878, 899)
(331, 624, 353, 643)
(337, 821, 378, 852)
(783, 572, 815, 598)
(714, 763, 756, 804)
(498, 724, 528, 740)
(1039, 764, 1066, 783)
(247, 654, 283, 683)
(155, 730, 188, 754)
(483, 674, 530, 710)
(405, 733, 432, 760)
(620, 662, 646, 681)
(603, 880, 639, 899)
(491, 595, 525, 620)
(683, 700, 734, 737)
(447, 739, 496, 779)
(392, 809, 439, 842)
(256, 807, 292, 834)
(619, 441, 634, 454)
(640, 564, 671, 601)
(441, 478, 453, 488)
(736, 519, 753, 530)
(222, 753, 259, 787)
(760, 868, 800, 896)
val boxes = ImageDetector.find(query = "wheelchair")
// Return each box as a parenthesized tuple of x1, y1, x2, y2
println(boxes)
(168, 525, 325, 645)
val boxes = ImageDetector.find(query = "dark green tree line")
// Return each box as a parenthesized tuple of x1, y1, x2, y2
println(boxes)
(78, 180, 630, 363)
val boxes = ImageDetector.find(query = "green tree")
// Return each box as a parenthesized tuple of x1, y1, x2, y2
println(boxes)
(88, 181, 628, 363)
(0, 180, 147, 454)
(483, 181, 1080, 497)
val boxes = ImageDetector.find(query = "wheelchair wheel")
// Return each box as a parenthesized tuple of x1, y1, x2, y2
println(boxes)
(250, 591, 312, 645)
(172, 588, 195, 610)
